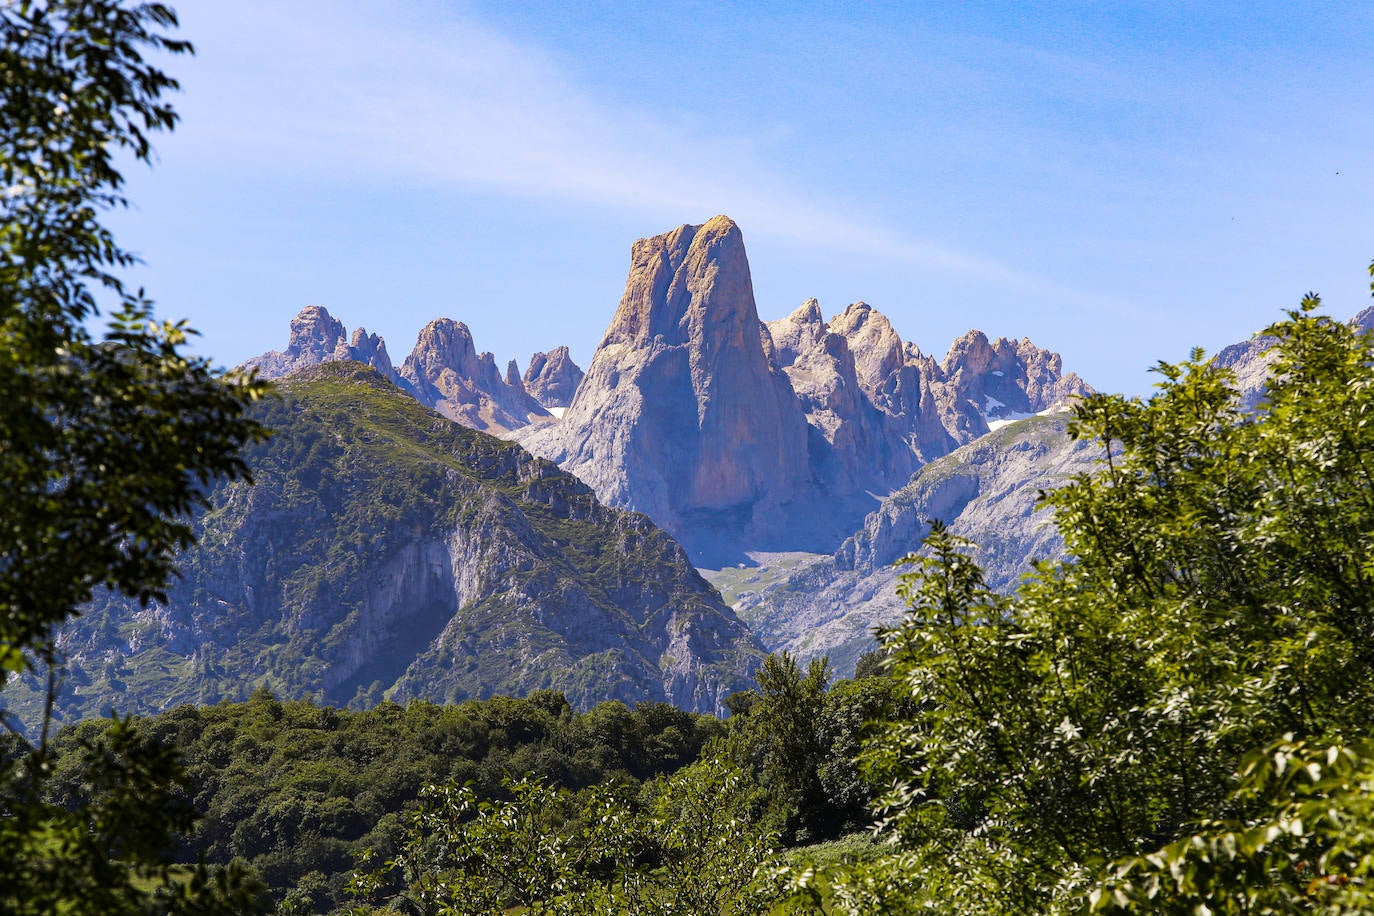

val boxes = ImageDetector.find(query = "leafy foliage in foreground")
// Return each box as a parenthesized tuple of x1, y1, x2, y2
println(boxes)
(1, 717, 264, 914)
(851, 297, 1374, 913)
(0, 0, 268, 910)
(347, 757, 779, 915)
(1094, 735, 1374, 913)
(332, 653, 906, 915)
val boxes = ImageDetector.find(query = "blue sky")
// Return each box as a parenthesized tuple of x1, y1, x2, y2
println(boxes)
(109, 1, 1374, 396)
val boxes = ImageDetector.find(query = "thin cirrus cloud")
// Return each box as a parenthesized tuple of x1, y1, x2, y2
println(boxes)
(173, 1, 1117, 311)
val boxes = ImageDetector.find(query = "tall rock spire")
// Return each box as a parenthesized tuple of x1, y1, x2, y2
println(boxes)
(519, 216, 811, 560)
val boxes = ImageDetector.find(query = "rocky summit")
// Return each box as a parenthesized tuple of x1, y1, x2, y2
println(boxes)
(400, 318, 551, 434)
(523, 346, 586, 410)
(517, 216, 814, 562)
(242, 305, 404, 385)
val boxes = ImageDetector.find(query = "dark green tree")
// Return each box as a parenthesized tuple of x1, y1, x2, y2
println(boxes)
(0, 0, 266, 695)
(0, 1, 268, 910)
(729, 653, 834, 843)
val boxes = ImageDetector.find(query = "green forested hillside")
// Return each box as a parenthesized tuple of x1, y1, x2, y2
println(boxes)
(27, 656, 902, 914)
(30, 691, 725, 912)
(8, 362, 761, 728)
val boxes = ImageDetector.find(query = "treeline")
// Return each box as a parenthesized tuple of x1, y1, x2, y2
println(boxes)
(24, 656, 899, 913)
(34, 690, 713, 910)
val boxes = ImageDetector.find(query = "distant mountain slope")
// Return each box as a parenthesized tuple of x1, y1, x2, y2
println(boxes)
(722, 306, 1374, 675)
(1213, 305, 1374, 410)
(714, 414, 1101, 676)
(13, 363, 760, 728)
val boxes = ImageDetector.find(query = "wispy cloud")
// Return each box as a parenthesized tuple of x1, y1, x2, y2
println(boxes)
(173, 0, 1121, 311)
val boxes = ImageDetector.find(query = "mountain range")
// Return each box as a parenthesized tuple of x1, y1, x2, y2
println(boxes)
(246, 217, 1090, 565)
(15, 215, 1344, 726)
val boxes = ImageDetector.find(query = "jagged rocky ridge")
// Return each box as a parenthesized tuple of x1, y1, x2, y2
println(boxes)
(243, 307, 566, 436)
(18, 363, 761, 726)
(518, 216, 1091, 563)
(713, 305, 1374, 676)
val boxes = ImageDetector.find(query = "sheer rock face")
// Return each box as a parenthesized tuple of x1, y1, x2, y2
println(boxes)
(1212, 335, 1279, 413)
(504, 359, 526, 394)
(523, 346, 586, 409)
(519, 216, 812, 560)
(242, 305, 404, 386)
(347, 327, 397, 379)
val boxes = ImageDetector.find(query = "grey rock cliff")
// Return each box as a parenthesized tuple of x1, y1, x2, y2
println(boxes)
(518, 217, 1094, 563)
(824, 302, 957, 462)
(523, 346, 586, 409)
(938, 330, 1090, 430)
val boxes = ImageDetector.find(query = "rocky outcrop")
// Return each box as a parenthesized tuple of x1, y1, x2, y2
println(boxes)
(399, 318, 550, 434)
(523, 346, 586, 410)
(242, 305, 404, 386)
(815, 301, 1089, 454)
(764, 296, 1090, 523)
(939, 330, 1090, 432)
(32, 363, 761, 724)
(519, 216, 814, 562)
